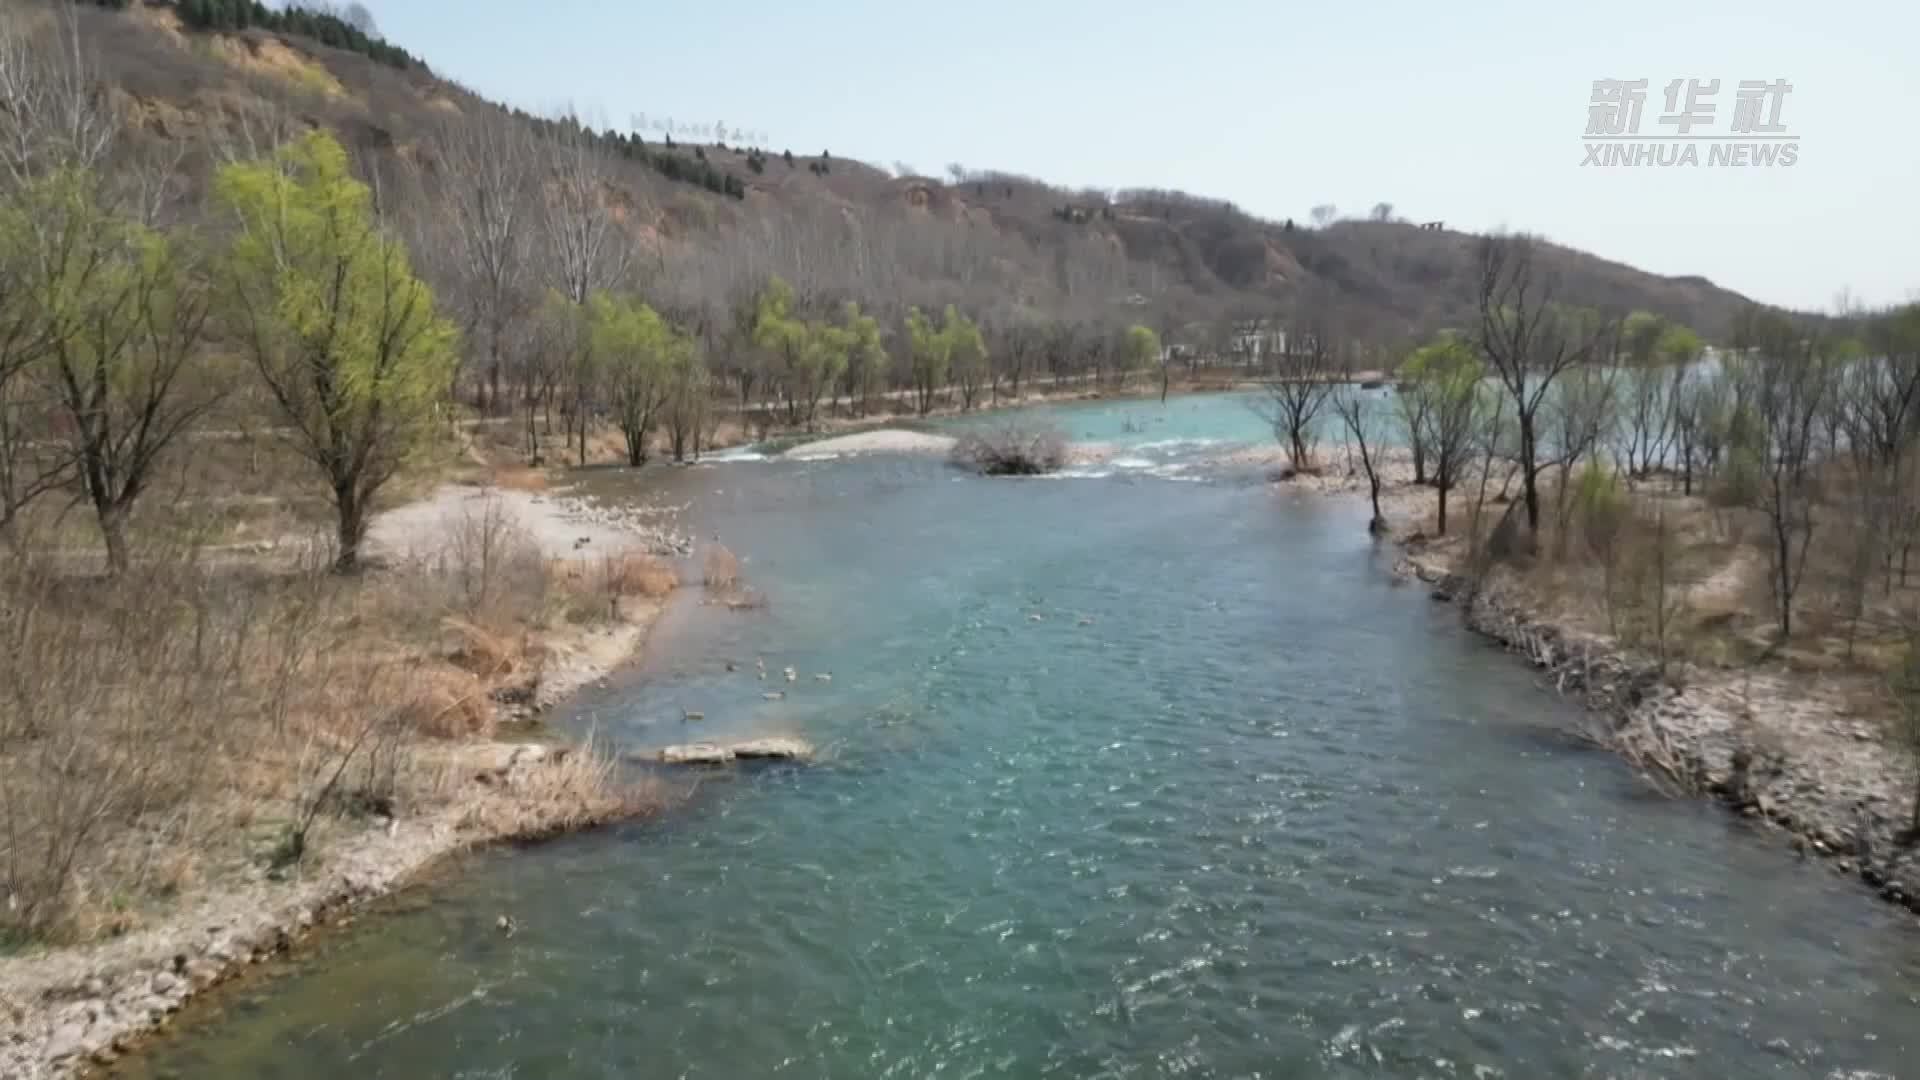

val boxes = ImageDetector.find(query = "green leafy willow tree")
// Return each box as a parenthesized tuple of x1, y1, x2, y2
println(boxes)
(944, 306, 988, 410)
(843, 302, 888, 417)
(217, 130, 457, 572)
(18, 169, 222, 571)
(749, 278, 849, 432)
(800, 318, 852, 430)
(662, 337, 710, 462)
(1120, 325, 1162, 399)
(751, 277, 806, 426)
(590, 292, 678, 466)
(906, 306, 949, 416)
(1400, 334, 1484, 536)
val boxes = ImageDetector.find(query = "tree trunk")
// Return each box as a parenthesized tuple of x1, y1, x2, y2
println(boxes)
(1773, 502, 1794, 640)
(1518, 411, 1540, 537)
(98, 502, 130, 576)
(1437, 482, 1450, 537)
(334, 489, 365, 573)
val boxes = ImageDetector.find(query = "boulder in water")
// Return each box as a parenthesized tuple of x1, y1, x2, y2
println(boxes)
(730, 736, 814, 761)
(652, 737, 814, 765)
(658, 742, 734, 765)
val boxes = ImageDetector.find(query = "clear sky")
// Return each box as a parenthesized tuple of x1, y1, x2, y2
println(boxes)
(359, 0, 1917, 313)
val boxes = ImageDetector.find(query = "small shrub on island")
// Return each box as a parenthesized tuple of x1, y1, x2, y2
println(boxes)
(951, 424, 1068, 476)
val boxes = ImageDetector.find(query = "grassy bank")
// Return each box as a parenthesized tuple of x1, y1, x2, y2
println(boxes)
(0, 456, 709, 1075)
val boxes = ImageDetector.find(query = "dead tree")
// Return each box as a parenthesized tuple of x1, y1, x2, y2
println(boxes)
(1254, 306, 1341, 471)
(1474, 233, 1619, 544)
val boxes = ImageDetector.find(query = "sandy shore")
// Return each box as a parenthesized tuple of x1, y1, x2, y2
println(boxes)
(782, 429, 958, 459)
(0, 483, 686, 1079)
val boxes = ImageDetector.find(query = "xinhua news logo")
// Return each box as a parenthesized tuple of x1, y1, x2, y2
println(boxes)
(1583, 78, 1798, 167)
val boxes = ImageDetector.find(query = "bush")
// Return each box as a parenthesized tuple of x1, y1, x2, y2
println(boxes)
(951, 423, 1069, 476)
(439, 497, 548, 622)
(1714, 443, 1766, 508)
(602, 551, 678, 598)
(702, 544, 740, 590)
(1574, 462, 1630, 549)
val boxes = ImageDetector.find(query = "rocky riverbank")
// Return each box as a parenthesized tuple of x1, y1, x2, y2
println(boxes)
(1396, 547, 1920, 917)
(1256, 442, 1920, 917)
(0, 482, 690, 1079)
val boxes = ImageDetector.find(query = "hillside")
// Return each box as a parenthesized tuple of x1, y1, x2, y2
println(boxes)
(59, 0, 1757, 350)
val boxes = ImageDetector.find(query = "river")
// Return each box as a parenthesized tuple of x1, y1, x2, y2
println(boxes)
(125, 396, 1920, 1079)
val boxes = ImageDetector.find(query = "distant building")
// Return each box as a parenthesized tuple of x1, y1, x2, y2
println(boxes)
(1228, 320, 1288, 365)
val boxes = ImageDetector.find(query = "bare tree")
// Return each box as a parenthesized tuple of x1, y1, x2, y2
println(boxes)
(1309, 204, 1339, 227)
(1669, 366, 1717, 497)
(541, 111, 634, 465)
(1330, 377, 1388, 534)
(1369, 202, 1394, 223)
(1843, 304, 1920, 590)
(1474, 232, 1620, 543)
(1392, 369, 1434, 486)
(433, 109, 535, 415)
(0, 6, 114, 187)
(1254, 305, 1341, 471)
(1544, 364, 1620, 554)
(543, 111, 633, 306)
(1888, 619, 1920, 840)
(1427, 362, 1486, 538)
(1733, 308, 1832, 642)
(1615, 314, 1679, 478)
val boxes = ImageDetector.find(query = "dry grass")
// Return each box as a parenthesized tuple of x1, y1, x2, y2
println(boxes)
(207, 33, 346, 98)
(488, 466, 549, 492)
(0, 548, 416, 942)
(702, 544, 740, 590)
(603, 551, 679, 598)
(441, 615, 531, 680)
(0, 485, 639, 943)
(545, 551, 678, 625)
(400, 666, 494, 740)
(457, 738, 663, 840)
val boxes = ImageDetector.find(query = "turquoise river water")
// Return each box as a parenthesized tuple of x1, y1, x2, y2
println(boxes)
(125, 395, 1920, 1079)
